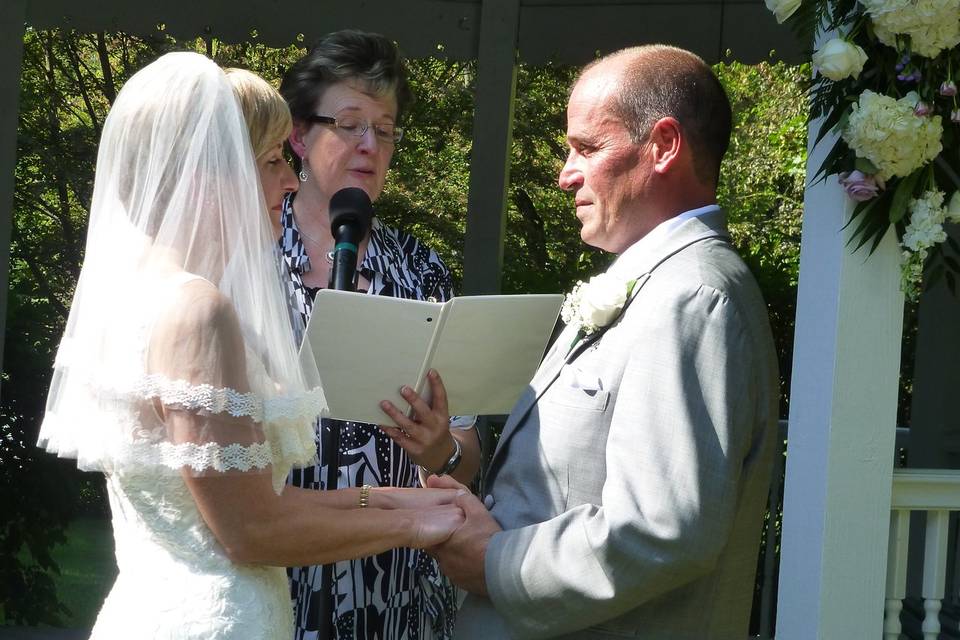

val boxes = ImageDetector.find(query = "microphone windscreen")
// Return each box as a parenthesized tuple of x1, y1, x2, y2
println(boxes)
(329, 187, 373, 236)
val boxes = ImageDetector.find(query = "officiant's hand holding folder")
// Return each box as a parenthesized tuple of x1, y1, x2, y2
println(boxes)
(299, 290, 564, 424)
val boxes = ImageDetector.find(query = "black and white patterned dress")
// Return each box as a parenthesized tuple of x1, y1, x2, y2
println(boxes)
(280, 195, 464, 640)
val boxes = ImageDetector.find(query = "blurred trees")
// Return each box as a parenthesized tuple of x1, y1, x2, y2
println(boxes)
(2, 28, 808, 623)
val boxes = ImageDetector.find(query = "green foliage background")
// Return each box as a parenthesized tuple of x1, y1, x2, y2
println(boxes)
(2, 29, 808, 625)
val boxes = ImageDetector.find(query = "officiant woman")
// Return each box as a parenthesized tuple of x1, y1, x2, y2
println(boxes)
(279, 29, 481, 640)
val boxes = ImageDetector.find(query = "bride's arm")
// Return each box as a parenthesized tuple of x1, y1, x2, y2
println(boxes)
(184, 472, 463, 566)
(150, 279, 464, 566)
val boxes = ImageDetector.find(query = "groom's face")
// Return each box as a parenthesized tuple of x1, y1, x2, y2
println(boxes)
(558, 67, 652, 254)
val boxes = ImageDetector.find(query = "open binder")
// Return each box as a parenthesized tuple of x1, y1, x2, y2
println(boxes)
(299, 290, 564, 424)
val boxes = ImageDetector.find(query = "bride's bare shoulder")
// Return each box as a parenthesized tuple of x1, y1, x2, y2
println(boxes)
(152, 276, 242, 345)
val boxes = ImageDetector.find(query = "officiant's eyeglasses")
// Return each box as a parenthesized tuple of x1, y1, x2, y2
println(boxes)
(307, 114, 404, 144)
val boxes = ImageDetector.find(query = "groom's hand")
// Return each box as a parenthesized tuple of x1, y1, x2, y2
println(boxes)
(426, 474, 501, 597)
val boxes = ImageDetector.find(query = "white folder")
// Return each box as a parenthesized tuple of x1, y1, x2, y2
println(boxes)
(299, 290, 564, 424)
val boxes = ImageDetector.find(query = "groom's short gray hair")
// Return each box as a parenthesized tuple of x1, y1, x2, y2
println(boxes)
(581, 45, 732, 186)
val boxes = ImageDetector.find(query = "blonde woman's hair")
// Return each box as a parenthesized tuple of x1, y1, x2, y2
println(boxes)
(224, 68, 292, 159)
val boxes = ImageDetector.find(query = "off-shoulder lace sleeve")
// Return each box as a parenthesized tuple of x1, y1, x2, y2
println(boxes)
(39, 276, 326, 492)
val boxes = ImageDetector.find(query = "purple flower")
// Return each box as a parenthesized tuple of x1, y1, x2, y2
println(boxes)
(914, 101, 933, 116)
(941, 81, 958, 97)
(839, 171, 884, 202)
(898, 69, 922, 83)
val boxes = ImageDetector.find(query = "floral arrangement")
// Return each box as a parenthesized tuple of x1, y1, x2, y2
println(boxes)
(560, 273, 637, 349)
(765, 0, 960, 299)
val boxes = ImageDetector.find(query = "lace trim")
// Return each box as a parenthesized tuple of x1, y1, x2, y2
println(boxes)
(54, 338, 325, 425)
(39, 409, 318, 491)
(41, 372, 323, 490)
(138, 375, 265, 420)
(157, 440, 273, 472)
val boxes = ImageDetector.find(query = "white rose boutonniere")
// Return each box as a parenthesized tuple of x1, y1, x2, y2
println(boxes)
(561, 273, 637, 346)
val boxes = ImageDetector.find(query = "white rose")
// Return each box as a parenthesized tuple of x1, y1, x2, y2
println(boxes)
(812, 39, 869, 81)
(948, 191, 960, 223)
(579, 274, 628, 329)
(765, 0, 802, 23)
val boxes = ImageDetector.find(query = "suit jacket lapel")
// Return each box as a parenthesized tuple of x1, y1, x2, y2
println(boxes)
(486, 210, 732, 475)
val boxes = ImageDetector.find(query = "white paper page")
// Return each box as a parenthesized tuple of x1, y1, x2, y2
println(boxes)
(425, 294, 563, 416)
(302, 290, 440, 424)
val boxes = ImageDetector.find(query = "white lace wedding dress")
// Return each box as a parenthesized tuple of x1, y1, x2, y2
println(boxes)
(90, 469, 293, 639)
(51, 275, 315, 639)
(37, 52, 324, 640)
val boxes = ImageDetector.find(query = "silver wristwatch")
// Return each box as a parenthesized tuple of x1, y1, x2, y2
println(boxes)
(432, 436, 462, 476)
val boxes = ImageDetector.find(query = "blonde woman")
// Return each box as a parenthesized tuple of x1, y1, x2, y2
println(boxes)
(37, 53, 464, 639)
(225, 68, 299, 238)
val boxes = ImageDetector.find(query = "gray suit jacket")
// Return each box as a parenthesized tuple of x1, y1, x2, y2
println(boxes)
(456, 210, 779, 639)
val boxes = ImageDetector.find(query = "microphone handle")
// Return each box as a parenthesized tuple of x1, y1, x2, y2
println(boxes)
(320, 225, 364, 639)
(328, 243, 359, 292)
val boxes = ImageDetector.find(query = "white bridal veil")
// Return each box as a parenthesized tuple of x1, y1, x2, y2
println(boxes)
(38, 52, 323, 491)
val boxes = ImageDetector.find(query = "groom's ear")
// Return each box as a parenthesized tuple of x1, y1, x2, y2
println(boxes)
(648, 117, 683, 176)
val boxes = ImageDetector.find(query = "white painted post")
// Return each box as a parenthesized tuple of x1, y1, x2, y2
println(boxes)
(885, 510, 910, 640)
(921, 510, 950, 640)
(774, 122, 905, 637)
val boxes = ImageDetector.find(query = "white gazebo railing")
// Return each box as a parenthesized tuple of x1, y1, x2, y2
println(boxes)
(885, 469, 960, 640)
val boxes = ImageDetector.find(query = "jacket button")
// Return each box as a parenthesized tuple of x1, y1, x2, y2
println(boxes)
(483, 494, 495, 509)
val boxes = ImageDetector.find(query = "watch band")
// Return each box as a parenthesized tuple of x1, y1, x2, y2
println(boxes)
(433, 436, 462, 476)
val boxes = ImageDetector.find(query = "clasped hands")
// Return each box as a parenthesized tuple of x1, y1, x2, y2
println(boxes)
(379, 369, 501, 596)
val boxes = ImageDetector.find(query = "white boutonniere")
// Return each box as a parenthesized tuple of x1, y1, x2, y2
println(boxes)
(560, 274, 637, 349)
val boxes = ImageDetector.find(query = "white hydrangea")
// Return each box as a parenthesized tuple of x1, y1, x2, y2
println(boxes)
(900, 190, 949, 299)
(902, 190, 947, 251)
(861, 0, 960, 58)
(843, 90, 943, 180)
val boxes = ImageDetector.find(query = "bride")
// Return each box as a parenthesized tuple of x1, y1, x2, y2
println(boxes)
(36, 52, 464, 639)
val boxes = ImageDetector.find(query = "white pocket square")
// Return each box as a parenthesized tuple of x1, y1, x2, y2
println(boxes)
(564, 366, 604, 392)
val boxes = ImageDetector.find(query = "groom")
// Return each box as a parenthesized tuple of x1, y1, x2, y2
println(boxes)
(427, 45, 779, 639)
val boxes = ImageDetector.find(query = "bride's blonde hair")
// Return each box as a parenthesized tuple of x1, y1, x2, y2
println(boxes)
(225, 68, 292, 159)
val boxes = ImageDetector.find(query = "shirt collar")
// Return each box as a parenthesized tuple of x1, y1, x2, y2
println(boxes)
(608, 204, 720, 277)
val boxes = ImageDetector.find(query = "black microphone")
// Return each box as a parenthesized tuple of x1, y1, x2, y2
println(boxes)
(319, 187, 372, 640)
(328, 187, 373, 292)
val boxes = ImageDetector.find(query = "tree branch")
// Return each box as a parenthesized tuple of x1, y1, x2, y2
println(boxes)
(96, 32, 116, 105)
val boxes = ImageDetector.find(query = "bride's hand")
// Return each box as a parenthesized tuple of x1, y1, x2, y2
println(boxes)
(371, 487, 464, 510)
(408, 504, 465, 548)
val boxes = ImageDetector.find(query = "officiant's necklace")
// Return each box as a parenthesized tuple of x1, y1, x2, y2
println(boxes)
(293, 215, 336, 264)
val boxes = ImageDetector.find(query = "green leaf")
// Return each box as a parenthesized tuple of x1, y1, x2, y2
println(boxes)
(814, 103, 850, 148)
(945, 255, 960, 273)
(946, 269, 956, 296)
(809, 138, 847, 186)
(854, 157, 879, 175)
(849, 212, 889, 253)
(868, 225, 888, 254)
(889, 172, 922, 223)
(842, 193, 884, 231)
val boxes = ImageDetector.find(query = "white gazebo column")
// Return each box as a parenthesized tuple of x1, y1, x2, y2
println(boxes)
(0, 0, 27, 390)
(776, 123, 905, 636)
